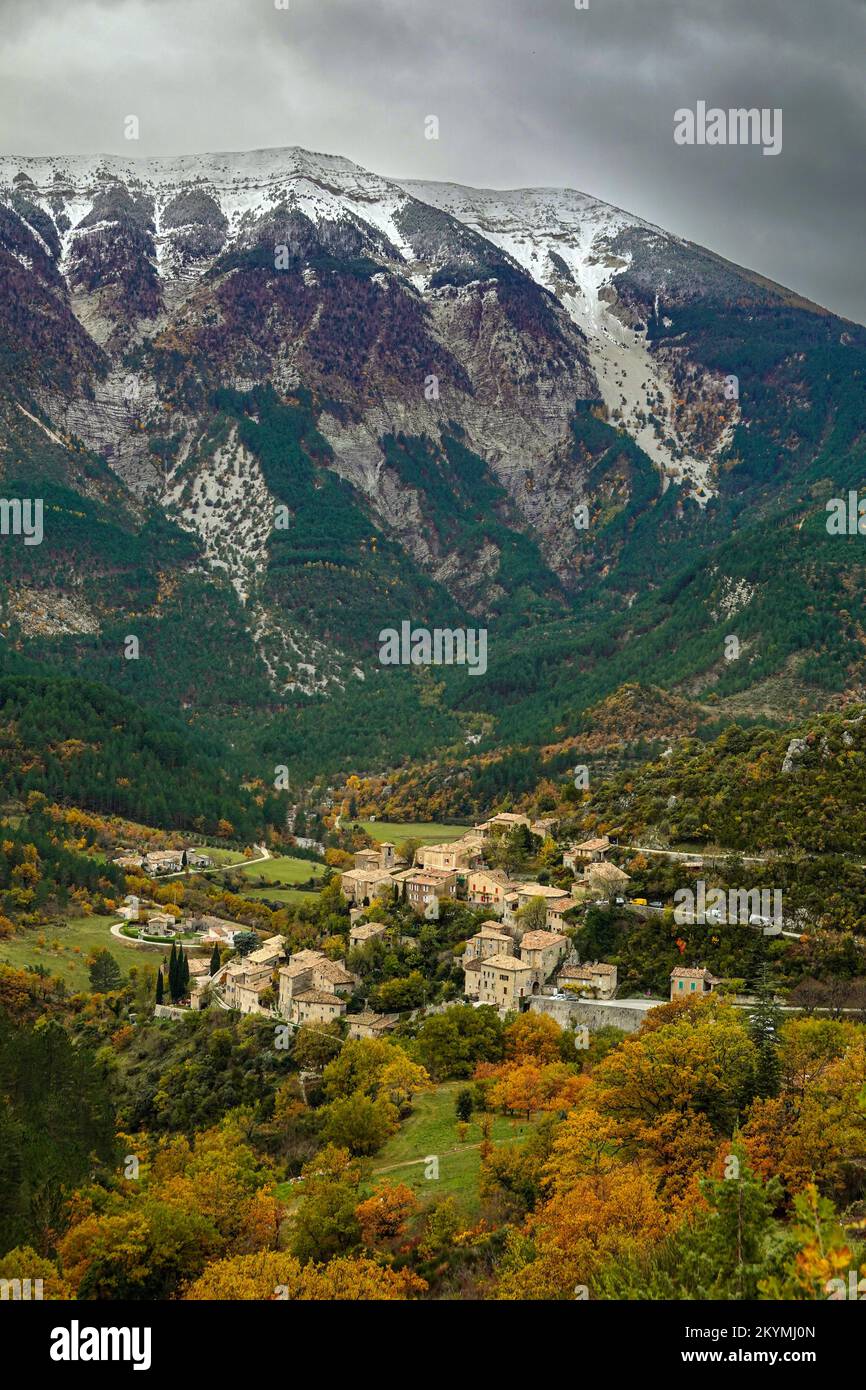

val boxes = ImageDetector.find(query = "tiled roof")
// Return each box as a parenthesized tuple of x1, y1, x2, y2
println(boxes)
(520, 930, 568, 949)
(294, 989, 344, 1005)
(481, 953, 532, 971)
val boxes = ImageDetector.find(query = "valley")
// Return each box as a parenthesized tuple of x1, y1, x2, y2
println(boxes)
(0, 137, 864, 1319)
(0, 144, 863, 799)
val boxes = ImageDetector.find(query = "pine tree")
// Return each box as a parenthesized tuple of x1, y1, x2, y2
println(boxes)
(88, 949, 122, 994)
(155, 967, 164, 1005)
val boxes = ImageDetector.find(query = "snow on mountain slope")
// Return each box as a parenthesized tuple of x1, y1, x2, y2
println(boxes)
(0, 146, 737, 506)
(0, 146, 416, 280)
(399, 181, 728, 503)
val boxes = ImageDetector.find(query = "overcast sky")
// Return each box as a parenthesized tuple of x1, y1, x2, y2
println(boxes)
(1, 0, 863, 322)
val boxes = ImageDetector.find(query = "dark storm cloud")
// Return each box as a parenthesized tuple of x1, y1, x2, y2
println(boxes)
(0, 0, 863, 321)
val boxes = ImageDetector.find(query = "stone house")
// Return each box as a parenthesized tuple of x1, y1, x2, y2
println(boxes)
(557, 961, 618, 1000)
(670, 967, 719, 1001)
(564, 836, 611, 870)
(235, 975, 276, 1017)
(475, 813, 531, 835)
(462, 957, 485, 999)
(223, 957, 273, 1011)
(530, 817, 559, 839)
(463, 924, 514, 962)
(467, 868, 511, 916)
(353, 842, 397, 873)
(545, 895, 579, 932)
(416, 838, 482, 872)
(191, 915, 242, 947)
(505, 882, 572, 933)
(474, 954, 533, 1010)
(114, 852, 144, 871)
(581, 861, 631, 899)
(311, 957, 356, 996)
(145, 912, 177, 938)
(347, 1011, 400, 1040)
(349, 921, 388, 951)
(277, 950, 329, 1018)
(144, 850, 184, 875)
(519, 929, 569, 988)
(393, 867, 457, 914)
(340, 866, 396, 907)
(292, 989, 347, 1025)
(246, 935, 287, 968)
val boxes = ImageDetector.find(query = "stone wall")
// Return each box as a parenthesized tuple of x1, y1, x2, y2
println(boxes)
(528, 995, 664, 1034)
(153, 1004, 186, 1021)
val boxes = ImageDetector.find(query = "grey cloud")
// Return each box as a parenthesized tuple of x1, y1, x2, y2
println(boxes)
(0, 0, 863, 321)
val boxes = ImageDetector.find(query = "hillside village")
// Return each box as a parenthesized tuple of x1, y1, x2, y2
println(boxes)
(164, 814, 728, 1035)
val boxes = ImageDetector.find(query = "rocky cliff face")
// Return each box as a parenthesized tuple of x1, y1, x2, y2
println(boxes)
(1, 146, 864, 728)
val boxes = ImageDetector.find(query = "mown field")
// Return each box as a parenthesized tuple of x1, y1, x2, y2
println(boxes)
(237, 886, 320, 905)
(234, 854, 326, 884)
(366, 1081, 539, 1218)
(0, 913, 144, 990)
(357, 821, 473, 845)
(196, 845, 244, 866)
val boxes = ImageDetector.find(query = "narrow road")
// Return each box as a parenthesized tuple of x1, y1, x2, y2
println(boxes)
(371, 1131, 531, 1176)
(162, 843, 271, 879)
(618, 843, 771, 865)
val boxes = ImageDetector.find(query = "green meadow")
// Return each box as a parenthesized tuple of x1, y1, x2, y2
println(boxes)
(0, 913, 149, 990)
(367, 1082, 539, 1217)
(357, 821, 472, 846)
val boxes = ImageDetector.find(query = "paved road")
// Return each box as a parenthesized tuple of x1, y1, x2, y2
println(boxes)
(618, 843, 770, 865)
(162, 843, 271, 879)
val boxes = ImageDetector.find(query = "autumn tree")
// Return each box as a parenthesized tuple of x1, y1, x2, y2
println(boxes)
(504, 1012, 564, 1065)
(288, 1145, 363, 1265)
(355, 1183, 418, 1250)
(0, 1246, 74, 1300)
(497, 1167, 669, 1300)
(323, 1093, 398, 1155)
(516, 896, 548, 934)
(183, 1251, 426, 1300)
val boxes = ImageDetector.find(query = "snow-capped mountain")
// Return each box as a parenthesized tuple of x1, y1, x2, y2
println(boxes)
(399, 181, 731, 502)
(1, 145, 863, 729)
(1, 146, 745, 506)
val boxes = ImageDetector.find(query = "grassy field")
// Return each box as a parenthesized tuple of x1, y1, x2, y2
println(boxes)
(357, 821, 473, 845)
(196, 846, 243, 866)
(366, 1082, 539, 1217)
(0, 913, 149, 990)
(234, 854, 325, 885)
(237, 886, 319, 906)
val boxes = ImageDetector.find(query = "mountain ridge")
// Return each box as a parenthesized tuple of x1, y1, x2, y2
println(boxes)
(1, 143, 864, 787)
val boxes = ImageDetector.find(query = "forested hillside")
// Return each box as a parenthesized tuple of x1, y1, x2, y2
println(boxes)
(0, 671, 282, 837)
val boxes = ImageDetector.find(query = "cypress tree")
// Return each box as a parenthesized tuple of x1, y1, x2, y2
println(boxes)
(749, 961, 782, 1099)
(155, 967, 164, 1005)
(168, 943, 179, 1001)
(209, 944, 221, 976)
(180, 950, 190, 995)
